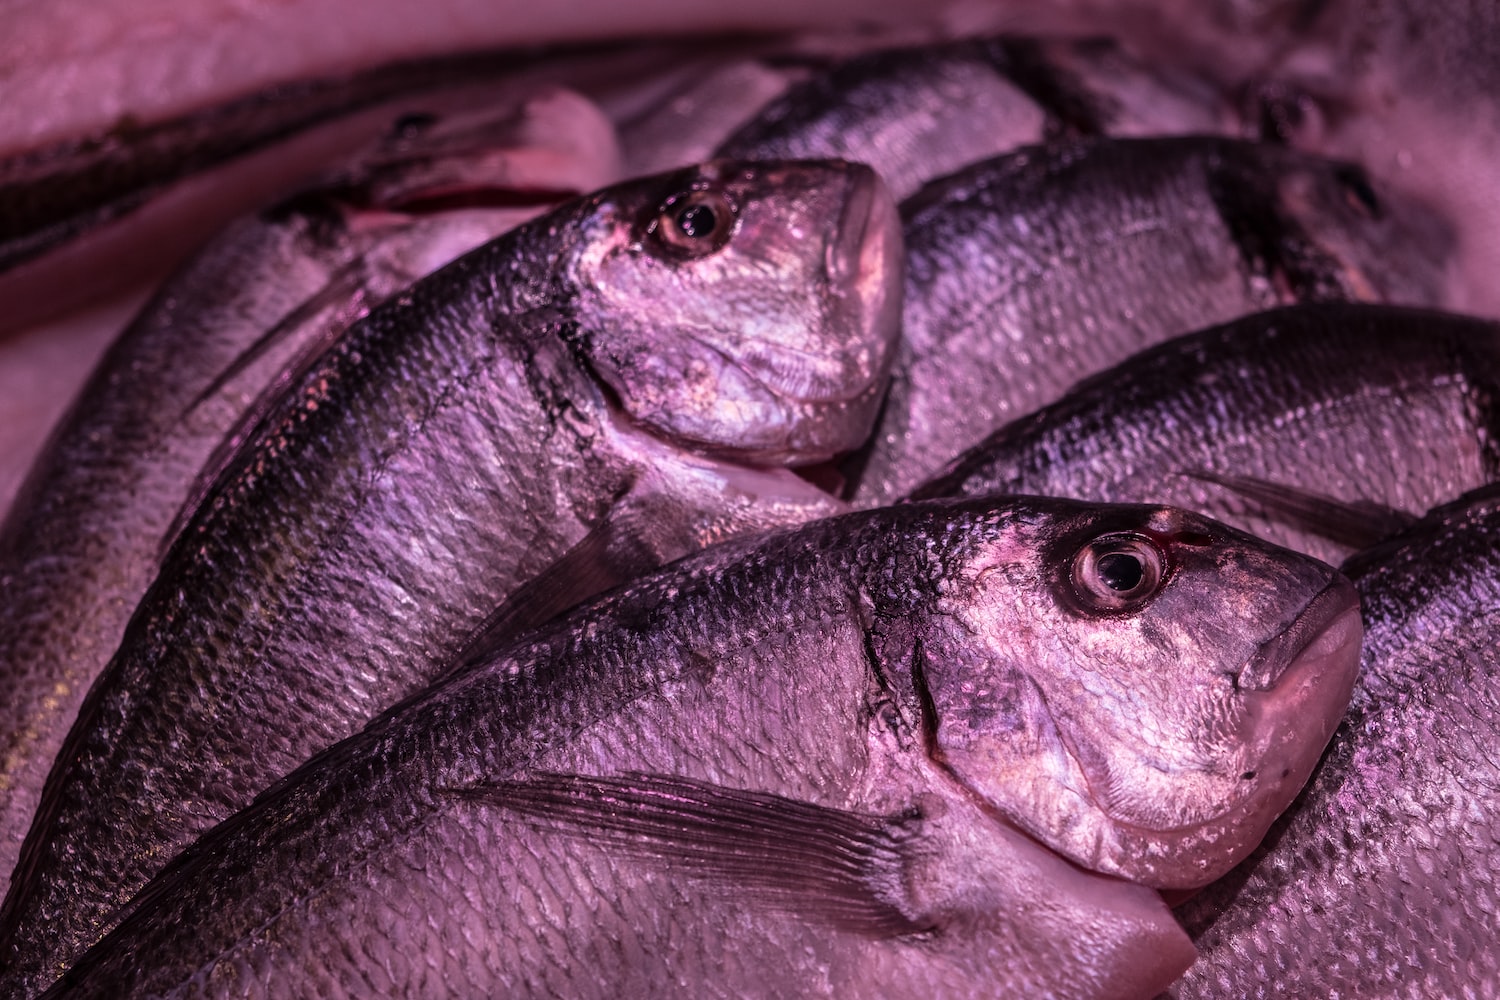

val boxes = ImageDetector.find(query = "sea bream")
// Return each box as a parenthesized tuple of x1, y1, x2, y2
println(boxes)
(711, 34, 1238, 200)
(852, 137, 1454, 504)
(0, 158, 902, 997)
(40, 497, 1363, 999)
(912, 304, 1500, 566)
(1171, 484, 1500, 997)
(0, 83, 623, 887)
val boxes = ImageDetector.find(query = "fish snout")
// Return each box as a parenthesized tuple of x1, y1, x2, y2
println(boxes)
(1237, 576, 1362, 694)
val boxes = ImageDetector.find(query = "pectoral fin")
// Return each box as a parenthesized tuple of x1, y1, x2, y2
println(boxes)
(453, 513, 662, 666)
(445, 771, 930, 937)
(1186, 470, 1415, 550)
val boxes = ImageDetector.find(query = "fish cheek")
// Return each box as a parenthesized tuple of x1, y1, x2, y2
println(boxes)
(914, 615, 1090, 847)
(573, 243, 797, 458)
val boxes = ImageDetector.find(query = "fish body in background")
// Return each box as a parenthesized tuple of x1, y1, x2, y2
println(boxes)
(913, 304, 1500, 567)
(0, 84, 624, 888)
(1171, 483, 1500, 998)
(713, 34, 1238, 200)
(0, 158, 903, 996)
(1241, 0, 1500, 318)
(43, 496, 1362, 999)
(852, 137, 1454, 505)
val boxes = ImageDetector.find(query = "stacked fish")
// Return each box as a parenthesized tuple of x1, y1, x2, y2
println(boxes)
(0, 5, 1495, 998)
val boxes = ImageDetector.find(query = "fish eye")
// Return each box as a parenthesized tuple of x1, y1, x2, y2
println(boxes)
(1333, 165, 1381, 219)
(648, 188, 738, 259)
(1071, 532, 1166, 612)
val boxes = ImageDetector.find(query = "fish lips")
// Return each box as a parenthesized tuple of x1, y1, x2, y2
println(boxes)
(575, 161, 904, 467)
(1130, 576, 1363, 888)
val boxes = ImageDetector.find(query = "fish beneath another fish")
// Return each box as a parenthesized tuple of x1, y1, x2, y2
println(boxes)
(42, 496, 1362, 999)
(914, 304, 1500, 566)
(0, 82, 623, 887)
(853, 139, 1453, 504)
(1171, 483, 1500, 997)
(0, 158, 902, 997)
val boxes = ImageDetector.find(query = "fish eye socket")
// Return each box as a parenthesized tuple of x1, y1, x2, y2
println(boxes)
(648, 188, 737, 259)
(1071, 532, 1166, 612)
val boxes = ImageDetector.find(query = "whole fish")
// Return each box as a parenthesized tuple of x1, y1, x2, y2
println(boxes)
(855, 137, 1453, 504)
(0, 83, 623, 887)
(910, 304, 1500, 566)
(0, 157, 903, 996)
(42, 496, 1362, 999)
(713, 35, 1237, 200)
(1170, 484, 1500, 997)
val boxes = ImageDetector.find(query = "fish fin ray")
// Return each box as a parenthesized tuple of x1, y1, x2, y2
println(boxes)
(1184, 469, 1415, 550)
(179, 260, 369, 420)
(444, 771, 931, 938)
(156, 265, 379, 566)
(451, 510, 659, 666)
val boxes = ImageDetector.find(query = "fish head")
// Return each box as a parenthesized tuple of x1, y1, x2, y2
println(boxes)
(563, 159, 903, 466)
(1272, 151, 1454, 306)
(919, 500, 1361, 889)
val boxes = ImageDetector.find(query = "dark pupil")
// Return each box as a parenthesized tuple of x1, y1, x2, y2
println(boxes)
(391, 112, 438, 139)
(1097, 552, 1144, 592)
(1334, 166, 1381, 217)
(676, 203, 717, 239)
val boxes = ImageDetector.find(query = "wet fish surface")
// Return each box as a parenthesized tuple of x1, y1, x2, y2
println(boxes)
(1170, 483, 1500, 998)
(854, 138, 1454, 504)
(0, 84, 623, 888)
(42, 496, 1362, 999)
(0, 158, 903, 996)
(713, 35, 1237, 200)
(913, 304, 1500, 565)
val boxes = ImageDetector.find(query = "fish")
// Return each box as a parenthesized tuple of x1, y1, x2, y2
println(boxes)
(1242, 0, 1500, 317)
(0, 157, 903, 995)
(713, 35, 1239, 200)
(852, 137, 1454, 505)
(0, 82, 623, 887)
(0, 1, 954, 160)
(39, 496, 1362, 999)
(1169, 483, 1500, 997)
(0, 56, 632, 338)
(909, 303, 1500, 566)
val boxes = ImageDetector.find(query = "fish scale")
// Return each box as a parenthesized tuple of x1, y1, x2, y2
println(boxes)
(0, 159, 902, 998)
(40, 496, 1359, 999)
(1171, 484, 1500, 997)
(851, 138, 1453, 505)
(914, 304, 1500, 567)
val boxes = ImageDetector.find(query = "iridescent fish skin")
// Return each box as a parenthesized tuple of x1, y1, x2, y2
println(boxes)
(913, 304, 1500, 566)
(0, 83, 621, 891)
(854, 138, 1453, 505)
(1171, 484, 1500, 998)
(714, 35, 1239, 201)
(42, 497, 1360, 999)
(0, 158, 902, 997)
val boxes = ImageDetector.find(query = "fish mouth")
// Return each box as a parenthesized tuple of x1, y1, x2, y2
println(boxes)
(822, 165, 901, 390)
(1236, 577, 1362, 693)
(825, 164, 879, 288)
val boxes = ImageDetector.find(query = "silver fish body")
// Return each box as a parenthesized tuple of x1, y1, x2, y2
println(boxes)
(0, 158, 902, 996)
(1171, 484, 1500, 998)
(912, 304, 1500, 566)
(42, 497, 1361, 999)
(713, 35, 1238, 200)
(0, 84, 621, 890)
(854, 137, 1454, 505)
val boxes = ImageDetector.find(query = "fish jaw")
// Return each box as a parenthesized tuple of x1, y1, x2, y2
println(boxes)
(918, 503, 1364, 891)
(1085, 578, 1363, 889)
(567, 158, 904, 466)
